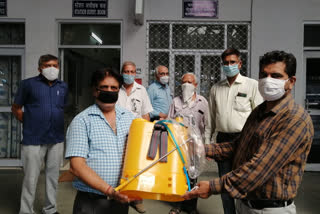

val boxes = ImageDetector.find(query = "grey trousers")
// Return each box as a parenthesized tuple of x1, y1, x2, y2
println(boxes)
(19, 143, 63, 214)
(236, 200, 296, 214)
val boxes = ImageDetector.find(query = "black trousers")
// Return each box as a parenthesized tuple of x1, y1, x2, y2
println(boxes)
(73, 191, 129, 214)
(216, 132, 240, 214)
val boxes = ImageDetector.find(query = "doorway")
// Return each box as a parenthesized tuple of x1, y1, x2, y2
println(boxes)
(61, 48, 120, 127)
(0, 49, 24, 166)
(58, 21, 122, 128)
(304, 51, 320, 170)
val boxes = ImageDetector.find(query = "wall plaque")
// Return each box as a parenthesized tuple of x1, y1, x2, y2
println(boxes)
(73, 0, 108, 17)
(183, 0, 218, 18)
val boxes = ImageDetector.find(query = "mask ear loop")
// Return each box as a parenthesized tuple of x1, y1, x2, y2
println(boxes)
(284, 78, 290, 92)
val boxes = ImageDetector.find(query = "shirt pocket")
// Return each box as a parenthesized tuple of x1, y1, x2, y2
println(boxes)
(233, 96, 251, 112)
(131, 98, 142, 115)
(55, 89, 65, 108)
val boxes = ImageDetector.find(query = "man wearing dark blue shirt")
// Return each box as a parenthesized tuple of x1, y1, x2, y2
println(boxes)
(12, 54, 68, 214)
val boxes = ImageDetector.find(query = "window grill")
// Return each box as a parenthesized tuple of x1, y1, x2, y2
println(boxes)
(147, 21, 250, 98)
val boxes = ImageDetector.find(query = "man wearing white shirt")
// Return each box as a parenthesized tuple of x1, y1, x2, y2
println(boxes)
(117, 61, 153, 121)
(204, 48, 263, 214)
(117, 61, 152, 213)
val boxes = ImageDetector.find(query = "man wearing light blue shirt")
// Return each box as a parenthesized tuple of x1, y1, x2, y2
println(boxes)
(66, 68, 135, 214)
(147, 65, 172, 121)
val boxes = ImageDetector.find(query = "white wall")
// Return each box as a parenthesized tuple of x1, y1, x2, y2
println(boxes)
(2, 0, 320, 103)
(6, 0, 70, 78)
(3, 0, 252, 85)
(251, 0, 320, 106)
(4, 0, 149, 84)
(4, 0, 130, 77)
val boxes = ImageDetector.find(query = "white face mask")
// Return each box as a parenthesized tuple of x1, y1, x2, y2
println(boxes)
(42, 67, 59, 81)
(160, 76, 169, 85)
(181, 83, 195, 103)
(258, 77, 288, 101)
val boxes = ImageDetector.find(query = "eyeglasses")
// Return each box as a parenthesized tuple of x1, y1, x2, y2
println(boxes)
(222, 60, 238, 66)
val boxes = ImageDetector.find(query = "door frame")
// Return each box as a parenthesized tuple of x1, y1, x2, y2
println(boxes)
(0, 48, 25, 166)
(303, 51, 320, 171)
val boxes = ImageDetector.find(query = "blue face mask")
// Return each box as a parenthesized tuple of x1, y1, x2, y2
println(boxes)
(122, 74, 135, 85)
(222, 64, 240, 77)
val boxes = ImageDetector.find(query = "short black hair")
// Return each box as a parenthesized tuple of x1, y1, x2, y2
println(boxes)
(221, 48, 241, 61)
(38, 54, 58, 68)
(259, 50, 296, 77)
(90, 68, 123, 88)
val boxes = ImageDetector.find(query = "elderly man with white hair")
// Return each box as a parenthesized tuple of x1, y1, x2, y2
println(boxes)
(168, 73, 209, 137)
(147, 65, 172, 121)
(167, 72, 209, 214)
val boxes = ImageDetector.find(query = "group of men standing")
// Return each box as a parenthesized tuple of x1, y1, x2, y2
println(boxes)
(11, 47, 313, 214)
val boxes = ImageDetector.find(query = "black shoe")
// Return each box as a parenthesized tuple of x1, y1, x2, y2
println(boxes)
(130, 201, 146, 213)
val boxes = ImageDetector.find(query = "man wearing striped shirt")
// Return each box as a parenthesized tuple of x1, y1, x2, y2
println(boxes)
(204, 48, 263, 214)
(183, 50, 314, 214)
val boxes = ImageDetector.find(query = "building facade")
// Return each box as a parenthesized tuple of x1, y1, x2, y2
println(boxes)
(0, 0, 319, 169)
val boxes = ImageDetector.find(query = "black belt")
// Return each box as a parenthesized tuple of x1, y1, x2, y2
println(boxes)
(78, 191, 111, 200)
(241, 199, 293, 210)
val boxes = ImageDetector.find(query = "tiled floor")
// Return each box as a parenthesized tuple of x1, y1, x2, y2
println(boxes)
(1, 163, 319, 214)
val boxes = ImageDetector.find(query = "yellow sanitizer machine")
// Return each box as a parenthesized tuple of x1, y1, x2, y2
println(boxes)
(116, 118, 191, 202)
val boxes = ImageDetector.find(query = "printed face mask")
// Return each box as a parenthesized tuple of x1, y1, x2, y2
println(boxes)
(42, 67, 59, 81)
(222, 64, 240, 77)
(258, 77, 288, 101)
(96, 90, 119, 103)
(122, 74, 135, 85)
(160, 76, 169, 84)
(181, 83, 195, 103)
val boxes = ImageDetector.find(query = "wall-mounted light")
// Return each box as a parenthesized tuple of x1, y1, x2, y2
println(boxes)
(134, 0, 144, 25)
(91, 32, 103, 45)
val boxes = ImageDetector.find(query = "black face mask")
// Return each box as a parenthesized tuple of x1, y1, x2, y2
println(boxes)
(96, 89, 118, 103)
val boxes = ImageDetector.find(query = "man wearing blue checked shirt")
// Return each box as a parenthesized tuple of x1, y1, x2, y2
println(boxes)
(66, 68, 135, 214)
